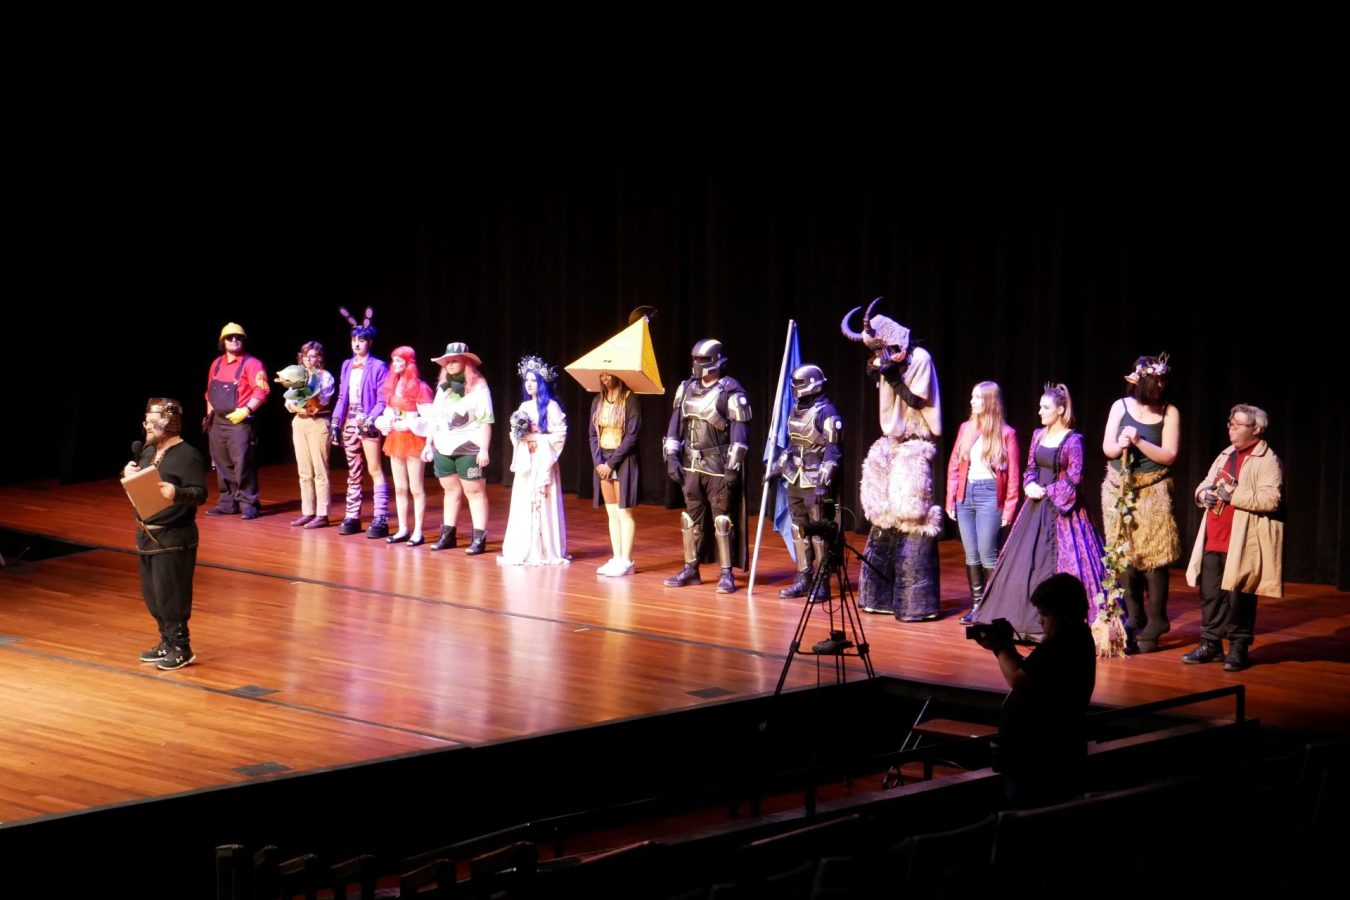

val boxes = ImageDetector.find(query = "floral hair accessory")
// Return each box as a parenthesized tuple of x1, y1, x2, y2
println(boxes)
(1125, 353, 1170, 384)
(517, 355, 559, 383)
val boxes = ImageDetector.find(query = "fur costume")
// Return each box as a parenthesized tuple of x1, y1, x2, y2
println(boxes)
(842, 298, 944, 620)
(860, 436, 943, 534)
(1101, 466, 1181, 572)
(856, 434, 944, 619)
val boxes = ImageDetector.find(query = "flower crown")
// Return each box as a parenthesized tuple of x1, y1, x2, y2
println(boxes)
(517, 355, 558, 383)
(1126, 353, 1170, 384)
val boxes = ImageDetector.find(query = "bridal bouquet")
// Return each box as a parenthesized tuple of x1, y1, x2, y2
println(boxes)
(509, 410, 531, 441)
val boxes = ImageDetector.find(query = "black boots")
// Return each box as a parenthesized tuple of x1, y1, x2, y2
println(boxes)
(1124, 567, 1172, 653)
(959, 564, 987, 625)
(366, 516, 390, 539)
(464, 529, 488, 555)
(1182, 640, 1225, 665)
(1222, 644, 1250, 671)
(430, 525, 457, 551)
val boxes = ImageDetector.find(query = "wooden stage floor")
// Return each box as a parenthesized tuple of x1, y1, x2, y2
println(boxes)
(1, 465, 1347, 826)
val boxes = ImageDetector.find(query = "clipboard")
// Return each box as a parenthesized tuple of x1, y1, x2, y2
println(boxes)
(121, 465, 173, 520)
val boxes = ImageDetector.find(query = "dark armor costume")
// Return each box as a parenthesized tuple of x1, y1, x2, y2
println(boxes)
(663, 340, 752, 594)
(770, 364, 843, 601)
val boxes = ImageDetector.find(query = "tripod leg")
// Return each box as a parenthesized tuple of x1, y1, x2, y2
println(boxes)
(774, 575, 819, 696)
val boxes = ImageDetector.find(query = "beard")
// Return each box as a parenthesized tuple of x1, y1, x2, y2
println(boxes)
(145, 420, 181, 445)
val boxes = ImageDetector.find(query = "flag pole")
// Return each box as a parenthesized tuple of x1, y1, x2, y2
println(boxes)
(748, 319, 797, 597)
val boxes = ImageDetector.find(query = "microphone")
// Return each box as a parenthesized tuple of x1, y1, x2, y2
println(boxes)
(131, 440, 144, 461)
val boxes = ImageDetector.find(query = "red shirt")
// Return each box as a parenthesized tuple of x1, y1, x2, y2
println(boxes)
(205, 353, 271, 411)
(1204, 443, 1256, 553)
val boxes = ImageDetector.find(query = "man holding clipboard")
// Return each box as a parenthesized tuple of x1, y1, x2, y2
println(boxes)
(122, 398, 208, 671)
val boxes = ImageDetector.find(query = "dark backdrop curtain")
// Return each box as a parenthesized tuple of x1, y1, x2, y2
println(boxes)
(10, 87, 1344, 588)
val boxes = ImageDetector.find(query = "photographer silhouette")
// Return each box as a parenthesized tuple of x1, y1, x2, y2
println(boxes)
(973, 574, 1096, 808)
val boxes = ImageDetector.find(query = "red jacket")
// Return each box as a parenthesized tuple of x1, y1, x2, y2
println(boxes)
(945, 420, 1021, 522)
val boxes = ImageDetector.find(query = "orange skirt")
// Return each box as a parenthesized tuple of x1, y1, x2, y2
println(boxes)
(383, 430, 427, 460)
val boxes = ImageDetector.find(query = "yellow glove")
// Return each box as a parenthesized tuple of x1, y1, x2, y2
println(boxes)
(225, 407, 250, 425)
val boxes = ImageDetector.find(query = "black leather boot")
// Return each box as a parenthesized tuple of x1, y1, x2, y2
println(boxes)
(365, 516, 389, 539)
(1135, 567, 1172, 652)
(430, 525, 457, 551)
(1222, 643, 1250, 671)
(464, 529, 487, 555)
(1182, 640, 1225, 664)
(959, 563, 987, 625)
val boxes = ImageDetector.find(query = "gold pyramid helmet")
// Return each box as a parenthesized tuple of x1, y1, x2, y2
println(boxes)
(565, 309, 664, 395)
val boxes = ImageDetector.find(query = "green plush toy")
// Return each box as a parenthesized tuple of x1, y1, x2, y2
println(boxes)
(275, 364, 319, 413)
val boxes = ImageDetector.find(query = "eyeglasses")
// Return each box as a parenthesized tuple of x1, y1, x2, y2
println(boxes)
(224, 335, 243, 341)
(1227, 419, 1254, 429)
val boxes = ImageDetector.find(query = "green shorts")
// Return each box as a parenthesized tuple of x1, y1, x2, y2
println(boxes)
(434, 451, 483, 480)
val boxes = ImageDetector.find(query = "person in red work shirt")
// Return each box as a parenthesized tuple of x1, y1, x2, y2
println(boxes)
(204, 322, 270, 519)
(1182, 404, 1284, 672)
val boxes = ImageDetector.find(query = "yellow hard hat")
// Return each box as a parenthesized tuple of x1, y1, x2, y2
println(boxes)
(219, 322, 247, 341)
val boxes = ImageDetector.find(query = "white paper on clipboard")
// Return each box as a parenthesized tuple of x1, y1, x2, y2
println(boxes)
(121, 465, 173, 520)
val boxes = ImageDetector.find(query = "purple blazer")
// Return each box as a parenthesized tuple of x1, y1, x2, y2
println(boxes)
(332, 356, 389, 423)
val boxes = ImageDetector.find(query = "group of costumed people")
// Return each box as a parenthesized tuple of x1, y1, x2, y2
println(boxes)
(273, 311, 496, 554)
(952, 358, 1176, 658)
(266, 308, 657, 574)
(136, 300, 1281, 673)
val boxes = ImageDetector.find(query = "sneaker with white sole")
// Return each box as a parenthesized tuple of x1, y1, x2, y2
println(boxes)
(139, 643, 167, 664)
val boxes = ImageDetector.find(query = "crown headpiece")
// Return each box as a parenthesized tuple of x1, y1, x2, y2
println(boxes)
(518, 355, 558, 383)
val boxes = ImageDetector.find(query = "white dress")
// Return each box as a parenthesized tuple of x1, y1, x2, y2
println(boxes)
(498, 400, 569, 566)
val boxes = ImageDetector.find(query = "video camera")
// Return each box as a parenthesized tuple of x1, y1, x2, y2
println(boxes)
(965, 617, 1014, 644)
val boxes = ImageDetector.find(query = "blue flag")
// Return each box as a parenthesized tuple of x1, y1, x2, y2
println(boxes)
(762, 322, 801, 560)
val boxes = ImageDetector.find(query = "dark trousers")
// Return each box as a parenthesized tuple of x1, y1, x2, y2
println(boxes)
(1199, 550, 1257, 647)
(785, 484, 824, 528)
(210, 420, 259, 511)
(681, 470, 734, 535)
(138, 541, 198, 649)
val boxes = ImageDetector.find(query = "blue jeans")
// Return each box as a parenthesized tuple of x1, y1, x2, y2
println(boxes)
(956, 479, 1001, 567)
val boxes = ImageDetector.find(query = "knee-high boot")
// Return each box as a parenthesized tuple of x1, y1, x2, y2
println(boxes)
(959, 564, 987, 625)
(1136, 567, 1171, 651)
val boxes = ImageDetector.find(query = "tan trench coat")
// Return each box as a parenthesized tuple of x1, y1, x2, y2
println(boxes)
(1185, 439, 1284, 597)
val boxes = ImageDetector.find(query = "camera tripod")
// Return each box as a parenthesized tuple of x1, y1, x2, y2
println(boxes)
(774, 523, 877, 696)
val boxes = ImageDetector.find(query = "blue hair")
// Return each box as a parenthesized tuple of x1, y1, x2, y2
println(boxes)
(522, 372, 558, 431)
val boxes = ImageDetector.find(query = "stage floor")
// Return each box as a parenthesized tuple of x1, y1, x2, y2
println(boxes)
(0, 465, 1346, 825)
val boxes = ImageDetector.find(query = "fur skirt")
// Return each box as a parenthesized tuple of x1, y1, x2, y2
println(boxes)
(1101, 466, 1181, 571)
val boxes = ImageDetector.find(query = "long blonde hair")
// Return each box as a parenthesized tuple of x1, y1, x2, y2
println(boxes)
(966, 381, 1008, 470)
